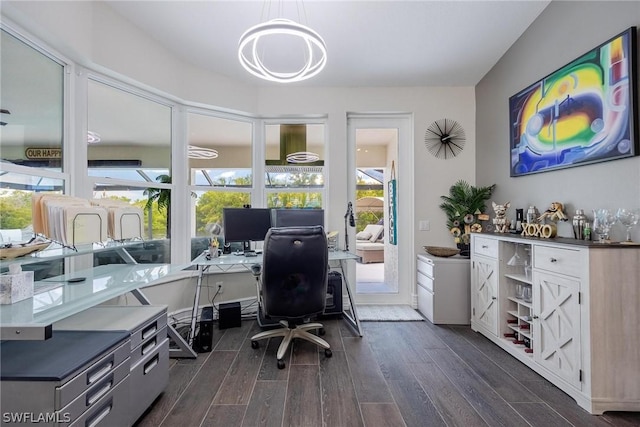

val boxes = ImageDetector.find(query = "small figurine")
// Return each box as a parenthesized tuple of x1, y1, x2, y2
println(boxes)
(538, 202, 568, 223)
(492, 201, 511, 233)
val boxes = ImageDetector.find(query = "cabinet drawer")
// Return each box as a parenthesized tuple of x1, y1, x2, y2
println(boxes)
(416, 256, 434, 277)
(417, 283, 433, 323)
(534, 245, 581, 277)
(129, 338, 169, 425)
(130, 310, 168, 350)
(56, 340, 130, 410)
(68, 375, 130, 427)
(131, 326, 167, 368)
(473, 236, 498, 258)
(417, 271, 433, 292)
(61, 356, 130, 421)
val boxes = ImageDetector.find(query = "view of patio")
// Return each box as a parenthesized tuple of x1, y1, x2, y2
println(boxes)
(356, 261, 393, 293)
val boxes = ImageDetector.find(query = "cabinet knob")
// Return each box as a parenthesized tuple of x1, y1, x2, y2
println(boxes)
(550, 257, 557, 263)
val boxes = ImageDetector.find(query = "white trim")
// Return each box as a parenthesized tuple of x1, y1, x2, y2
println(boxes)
(347, 113, 414, 306)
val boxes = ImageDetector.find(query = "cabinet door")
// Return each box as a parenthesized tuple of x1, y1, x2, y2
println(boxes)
(533, 271, 581, 389)
(471, 257, 498, 336)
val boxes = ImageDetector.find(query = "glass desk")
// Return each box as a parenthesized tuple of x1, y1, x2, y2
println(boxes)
(1, 243, 196, 358)
(190, 250, 363, 345)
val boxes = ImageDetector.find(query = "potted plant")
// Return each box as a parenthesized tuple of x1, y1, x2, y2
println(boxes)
(439, 180, 496, 256)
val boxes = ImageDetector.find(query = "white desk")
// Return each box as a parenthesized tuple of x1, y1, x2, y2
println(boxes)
(189, 250, 363, 343)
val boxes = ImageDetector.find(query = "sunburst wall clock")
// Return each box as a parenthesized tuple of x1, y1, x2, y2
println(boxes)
(424, 118, 466, 159)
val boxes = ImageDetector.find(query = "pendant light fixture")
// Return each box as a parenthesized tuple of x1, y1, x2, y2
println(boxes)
(238, 2, 327, 83)
(188, 145, 219, 159)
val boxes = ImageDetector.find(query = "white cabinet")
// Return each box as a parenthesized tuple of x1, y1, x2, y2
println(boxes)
(533, 271, 581, 389)
(470, 233, 640, 414)
(416, 254, 470, 324)
(470, 253, 499, 336)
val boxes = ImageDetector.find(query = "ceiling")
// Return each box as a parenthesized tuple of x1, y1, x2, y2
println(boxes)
(104, 0, 551, 87)
(1, 1, 551, 152)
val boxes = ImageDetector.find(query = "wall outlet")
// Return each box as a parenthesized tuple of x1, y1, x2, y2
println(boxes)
(216, 281, 223, 294)
(419, 220, 430, 231)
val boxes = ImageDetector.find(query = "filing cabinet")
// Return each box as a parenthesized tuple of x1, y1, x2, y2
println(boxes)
(416, 254, 471, 324)
(54, 305, 169, 425)
(0, 330, 131, 427)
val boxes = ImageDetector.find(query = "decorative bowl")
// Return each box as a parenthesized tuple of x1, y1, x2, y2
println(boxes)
(424, 246, 460, 258)
(0, 242, 51, 260)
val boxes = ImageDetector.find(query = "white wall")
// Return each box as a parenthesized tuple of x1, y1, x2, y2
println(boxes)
(256, 86, 477, 251)
(476, 1, 640, 241)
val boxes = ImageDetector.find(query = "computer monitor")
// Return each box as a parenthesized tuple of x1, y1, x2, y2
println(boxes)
(272, 209, 324, 228)
(222, 208, 272, 253)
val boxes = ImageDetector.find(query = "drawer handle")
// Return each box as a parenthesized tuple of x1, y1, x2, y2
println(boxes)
(86, 373, 113, 406)
(144, 354, 160, 375)
(142, 321, 158, 340)
(87, 355, 114, 385)
(550, 257, 558, 263)
(85, 398, 113, 427)
(142, 336, 157, 356)
(482, 245, 489, 249)
(491, 296, 497, 300)
(532, 315, 539, 319)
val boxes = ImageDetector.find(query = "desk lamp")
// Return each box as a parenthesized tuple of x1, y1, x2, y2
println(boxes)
(343, 202, 355, 251)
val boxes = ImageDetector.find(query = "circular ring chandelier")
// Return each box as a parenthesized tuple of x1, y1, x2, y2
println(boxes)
(188, 145, 219, 159)
(238, 18, 327, 83)
(286, 151, 320, 163)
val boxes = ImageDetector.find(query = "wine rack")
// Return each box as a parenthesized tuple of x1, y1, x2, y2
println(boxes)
(501, 242, 534, 356)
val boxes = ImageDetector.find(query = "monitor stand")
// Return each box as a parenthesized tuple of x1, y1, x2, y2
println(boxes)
(242, 241, 256, 257)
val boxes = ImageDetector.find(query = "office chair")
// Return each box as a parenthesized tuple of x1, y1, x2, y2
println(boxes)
(250, 226, 332, 369)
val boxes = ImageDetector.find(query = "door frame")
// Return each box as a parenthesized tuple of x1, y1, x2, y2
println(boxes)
(347, 113, 414, 306)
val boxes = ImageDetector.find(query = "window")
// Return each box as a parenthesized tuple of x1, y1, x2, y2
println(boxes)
(1, 24, 331, 267)
(187, 113, 254, 259)
(0, 28, 66, 279)
(0, 29, 64, 171)
(188, 113, 253, 187)
(86, 78, 173, 263)
(87, 79, 171, 181)
(265, 122, 326, 208)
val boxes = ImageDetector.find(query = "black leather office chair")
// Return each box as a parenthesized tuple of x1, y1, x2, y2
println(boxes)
(250, 226, 332, 369)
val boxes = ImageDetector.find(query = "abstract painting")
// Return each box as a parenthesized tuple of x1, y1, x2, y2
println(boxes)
(509, 27, 637, 176)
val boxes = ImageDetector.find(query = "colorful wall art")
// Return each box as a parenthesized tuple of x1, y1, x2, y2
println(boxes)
(509, 27, 637, 177)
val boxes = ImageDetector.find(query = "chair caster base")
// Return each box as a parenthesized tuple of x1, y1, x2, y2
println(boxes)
(277, 359, 285, 369)
(251, 341, 259, 349)
(325, 349, 332, 358)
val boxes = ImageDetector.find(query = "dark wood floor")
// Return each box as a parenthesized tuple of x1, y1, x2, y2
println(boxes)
(135, 317, 640, 427)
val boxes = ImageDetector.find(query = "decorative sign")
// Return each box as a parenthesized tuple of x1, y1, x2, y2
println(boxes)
(521, 222, 557, 238)
(25, 147, 61, 160)
(388, 161, 397, 245)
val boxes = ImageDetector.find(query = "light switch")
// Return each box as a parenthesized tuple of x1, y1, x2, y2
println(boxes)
(419, 220, 430, 231)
